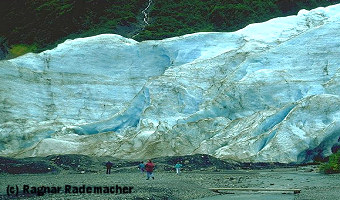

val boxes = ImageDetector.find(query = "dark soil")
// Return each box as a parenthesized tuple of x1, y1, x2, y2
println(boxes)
(0, 154, 298, 175)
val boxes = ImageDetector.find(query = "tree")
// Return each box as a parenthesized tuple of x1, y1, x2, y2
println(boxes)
(319, 151, 340, 174)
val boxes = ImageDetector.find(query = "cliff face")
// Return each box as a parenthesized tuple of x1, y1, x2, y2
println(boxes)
(1, 5, 340, 163)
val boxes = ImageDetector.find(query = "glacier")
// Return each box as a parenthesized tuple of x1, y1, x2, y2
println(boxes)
(1, 5, 340, 163)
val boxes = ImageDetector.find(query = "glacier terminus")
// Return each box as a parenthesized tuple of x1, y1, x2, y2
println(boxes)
(1, 4, 340, 163)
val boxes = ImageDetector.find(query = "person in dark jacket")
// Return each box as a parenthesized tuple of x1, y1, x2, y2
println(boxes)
(106, 161, 113, 174)
(145, 159, 155, 180)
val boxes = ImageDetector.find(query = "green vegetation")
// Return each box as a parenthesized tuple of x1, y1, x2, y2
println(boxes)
(319, 151, 340, 174)
(8, 44, 38, 58)
(1, 0, 340, 58)
(0, 0, 146, 56)
(135, 0, 340, 40)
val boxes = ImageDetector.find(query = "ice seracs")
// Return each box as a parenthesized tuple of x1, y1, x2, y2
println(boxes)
(1, 4, 340, 163)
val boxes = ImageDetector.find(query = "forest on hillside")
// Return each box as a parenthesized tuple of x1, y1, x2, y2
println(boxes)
(1, 0, 339, 58)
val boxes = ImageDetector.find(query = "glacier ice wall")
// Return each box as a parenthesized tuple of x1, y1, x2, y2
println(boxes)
(1, 5, 340, 162)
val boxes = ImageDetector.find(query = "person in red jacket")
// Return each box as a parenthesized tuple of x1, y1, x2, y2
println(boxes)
(145, 159, 155, 180)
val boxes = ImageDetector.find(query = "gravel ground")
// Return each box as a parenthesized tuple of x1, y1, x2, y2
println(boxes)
(0, 166, 339, 200)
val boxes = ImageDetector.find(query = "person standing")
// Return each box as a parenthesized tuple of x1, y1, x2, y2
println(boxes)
(145, 159, 155, 180)
(174, 162, 183, 175)
(106, 161, 113, 174)
(138, 161, 146, 174)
